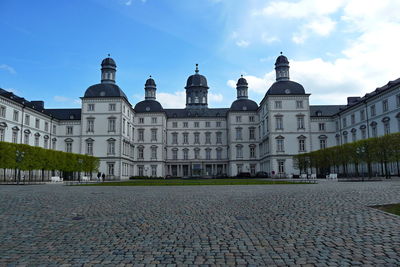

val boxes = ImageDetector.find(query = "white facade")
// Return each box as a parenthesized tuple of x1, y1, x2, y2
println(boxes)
(0, 54, 399, 179)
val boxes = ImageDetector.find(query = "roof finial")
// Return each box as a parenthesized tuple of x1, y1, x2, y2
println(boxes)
(280, 51, 283, 55)
(149, 75, 152, 78)
(195, 63, 199, 74)
(241, 74, 243, 78)
(108, 53, 111, 57)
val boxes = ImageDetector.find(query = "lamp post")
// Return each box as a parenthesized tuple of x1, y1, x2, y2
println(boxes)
(16, 150, 25, 185)
(78, 158, 83, 183)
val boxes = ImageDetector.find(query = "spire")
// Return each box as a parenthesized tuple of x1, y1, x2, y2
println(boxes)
(236, 75, 248, 99)
(101, 56, 117, 84)
(145, 75, 156, 100)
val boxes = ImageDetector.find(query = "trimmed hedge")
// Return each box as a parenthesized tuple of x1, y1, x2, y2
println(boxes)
(294, 132, 400, 178)
(0, 141, 99, 173)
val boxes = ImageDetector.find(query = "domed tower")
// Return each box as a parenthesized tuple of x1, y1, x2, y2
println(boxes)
(101, 55, 117, 84)
(145, 76, 157, 100)
(185, 64, 209, 109)
(275, 52, 290, 81)
(236, 75, 248, 99)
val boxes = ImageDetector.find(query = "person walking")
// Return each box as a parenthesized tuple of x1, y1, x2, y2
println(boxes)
(102, 173, 105, 182)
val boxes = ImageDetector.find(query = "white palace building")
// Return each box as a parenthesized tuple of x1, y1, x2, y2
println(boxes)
(0, 54, 399, 179)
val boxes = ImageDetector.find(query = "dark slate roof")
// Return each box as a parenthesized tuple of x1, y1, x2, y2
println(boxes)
(275, 55, 289, 65)
(101, 57, 116, 67)
(45, 109, 82, 120)
(84, 83, 128, 99)
(267, 80, 305, 95)
(134, 100, 163, 113)
(0, 88, 50, 114)
(310, 105, 346, 117)
(164, 108, 229, 118)
(145, 77, 156, 87)
(230, 99, 258, 111)
(237, 76, 248, 86)
(185, 74, 208, 88)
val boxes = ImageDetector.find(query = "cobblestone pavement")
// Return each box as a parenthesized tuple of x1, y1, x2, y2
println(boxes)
(1, 181, 400, 266)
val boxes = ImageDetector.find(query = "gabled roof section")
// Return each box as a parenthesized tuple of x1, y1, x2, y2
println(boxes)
(45, 109, 81, 120)
(310, 105, 346, 117)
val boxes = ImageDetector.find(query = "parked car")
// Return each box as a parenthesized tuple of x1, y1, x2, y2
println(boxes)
(255, 171, 269, 178)
(236, 172, 252, 178)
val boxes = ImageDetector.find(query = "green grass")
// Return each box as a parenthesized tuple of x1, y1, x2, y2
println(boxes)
(374, 203, 400, 216)
(77, 179, 311, 186)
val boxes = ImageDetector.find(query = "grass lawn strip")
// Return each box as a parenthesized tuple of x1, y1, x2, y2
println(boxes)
(78, 179, 310, 186)
(373, 203, 400, 216)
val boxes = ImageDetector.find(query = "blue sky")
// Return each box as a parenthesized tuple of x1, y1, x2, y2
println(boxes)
(1, 0, 400, 108)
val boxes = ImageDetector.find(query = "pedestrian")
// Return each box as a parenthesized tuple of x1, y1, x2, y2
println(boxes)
(97, 172, 101, 182)
(102, 173, 105, 182)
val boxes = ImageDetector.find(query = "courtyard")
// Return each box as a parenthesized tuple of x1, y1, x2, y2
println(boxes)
(1, 180, 400, 266)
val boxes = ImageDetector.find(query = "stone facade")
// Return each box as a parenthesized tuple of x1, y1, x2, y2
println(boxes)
(0, 54, 399, 179)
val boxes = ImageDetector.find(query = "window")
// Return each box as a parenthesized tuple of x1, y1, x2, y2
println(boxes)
(216, 132, 222, 144)
(397, 94, 400, 107)
(205, 149, 211, 160)
(194, 149, 200, 159)
(45, 122, 49, 132)
(371, 124, 377, 137)
(183, 122, 188, 128)
(249, 128, 255, 140)
(172, 122, 178, 128)
(278, 161, 285, 173)
(0, 128, 4, 141)
(335, 121, 339, 131)
(351, 114, 355, 125)
(343, 133, 348, 144)
(151, 117, 157, 124)
(138, 129, 144, 141)
(296, 101, 303, 108)
(172, 149, 178, 160)
(236, 116, 241, 123)
(52, 125, 56, 134)
(151, 146, 157, 159)
(43, 137, 48, 149)
(250, 146, 256, 158)
(86, 142, 93, 155)
(22, 133, 31, 146)
(276, 138, 284, 152)
(107, 140, 115, 155)
(370, 105, 376, 116)
(12, 131, 18, 143)
(250, 164, 256, 176)
(320, 139, 326, 149)
(336, 135, 340, 146)
(297, 117, 304, 129)
(360, 110, 365, 121)
(66, 142, 72, 153)
(151, 129, 157, 141)
(108, 118, 116, 132)
(138, 165, 144, 176)
(384, 122, 390, 135)
(139, 118, 144, 124)
(138, 147, 144, 159)
(109, 103, 116, 111)
(275, 101, 282, 109)
(52, 139, 57, 149)
(0, 106, 5, 118)
(87, 104, 95, 111)
(25, 114, 30, 126)
(298, 139, 305, 152)
(216, 149, 222, 160)
(319, 123, 325, 131)
(361, 128, 367, 139)
(172, 133, 178, 144)
(216, 121, 221, 127)
(87, 119, 94, 132)
(237, 164, 243, 174)
(194, 133, 200, 144)
(122, 118, 126, 134)
(276, 117, 283, 130)
(107, 163, 115, 176)
(205, 132, 211, 144)
(183, 133, 189, 144)
(183, 149, 189, 160)
(342, 118, 347, 127)
(151, 165, 157, 177)
(236, 145, 243, 158)
(249, 116, 254, 122)
(382, 99, 389, 112)
(205, 121, 210, 127)
(352, 130, 356, 142)
(66, 126, 73, 135)
(235, 128, 242, 140)
(13, 110, 18, 121)
(194, 122, 199, 128)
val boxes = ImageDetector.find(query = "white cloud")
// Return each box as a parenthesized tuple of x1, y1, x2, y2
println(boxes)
(236, 40, 250, 47)
(261, 33, 279, 44)
(0, 64, 16, 75)
(54, 96, 81, 105)
(125, 0, 132, 5)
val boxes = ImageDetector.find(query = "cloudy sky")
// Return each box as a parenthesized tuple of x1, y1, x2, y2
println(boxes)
(1, 0, 399, 108)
